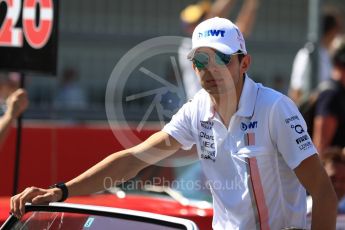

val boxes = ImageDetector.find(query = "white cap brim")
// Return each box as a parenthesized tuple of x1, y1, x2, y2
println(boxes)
(187, 42, 239, 60)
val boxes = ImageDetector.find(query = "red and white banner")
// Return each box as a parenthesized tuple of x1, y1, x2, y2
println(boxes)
(0, 0, 58, 74)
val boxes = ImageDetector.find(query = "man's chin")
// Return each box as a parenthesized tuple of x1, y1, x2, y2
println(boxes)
(204, 86, 235, 95)
(205, 88, 222, 95)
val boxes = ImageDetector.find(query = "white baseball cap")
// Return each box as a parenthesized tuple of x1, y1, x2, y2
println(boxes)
(187, 17, 247, 59)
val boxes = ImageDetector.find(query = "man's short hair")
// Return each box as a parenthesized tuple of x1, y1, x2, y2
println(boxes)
(322, 13, 339, 36)
(332, 37, 345, 68)
(238, 53, 245, 63)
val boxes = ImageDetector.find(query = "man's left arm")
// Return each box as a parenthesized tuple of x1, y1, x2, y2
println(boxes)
(270, 96, 337, 229)
(294, 154, 337, 230)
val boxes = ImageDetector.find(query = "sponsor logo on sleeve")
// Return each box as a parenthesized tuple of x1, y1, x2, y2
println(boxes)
(285, 115, 300, 124)
(298, 141, 313, 151)
(296, 134, 309, 144)
(290, 124, 304, 134)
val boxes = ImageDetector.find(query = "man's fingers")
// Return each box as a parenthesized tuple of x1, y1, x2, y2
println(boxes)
(11, 187, 46, 218)
(10, 195, 15, 213)
(18, 187, 39, 217)
(12, 88, 26, 97)
(14, 89, 28, 105)
(6, 88, 29, 119)
(10, 195, 20, 218)
(12, 195, 24, 218)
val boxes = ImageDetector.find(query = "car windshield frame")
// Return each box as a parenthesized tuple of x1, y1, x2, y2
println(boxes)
(0, 202, 198, 230)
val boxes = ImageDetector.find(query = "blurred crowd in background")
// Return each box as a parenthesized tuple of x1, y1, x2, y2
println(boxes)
(0, 0, 343, 120)
(1, 0, 345, 212)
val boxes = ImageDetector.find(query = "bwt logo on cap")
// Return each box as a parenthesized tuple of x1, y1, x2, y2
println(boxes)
(198, 29, 225, 38)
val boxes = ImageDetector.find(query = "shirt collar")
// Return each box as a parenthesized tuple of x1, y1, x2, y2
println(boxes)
(202, 91, 215, 122)
(202, 74, 259, 121)
(236, 74, 259, 117)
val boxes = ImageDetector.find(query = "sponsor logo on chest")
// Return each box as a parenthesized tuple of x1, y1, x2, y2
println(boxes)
(200, 120, 214, 130)
(240, 121, 258, 131)
(199, 121, 216, 162)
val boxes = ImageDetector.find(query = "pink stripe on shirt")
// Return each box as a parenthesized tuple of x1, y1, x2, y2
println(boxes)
(248, 157, 270, 230)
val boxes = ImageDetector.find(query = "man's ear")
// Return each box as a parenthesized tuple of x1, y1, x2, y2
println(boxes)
(192, 62, 196, 70)
(240, 55, 251, 73)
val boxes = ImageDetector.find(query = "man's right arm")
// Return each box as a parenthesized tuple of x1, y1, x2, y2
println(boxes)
(10, 131, 181, 218)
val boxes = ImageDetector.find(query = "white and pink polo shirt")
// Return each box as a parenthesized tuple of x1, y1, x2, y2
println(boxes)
(163, 75, 317, 230)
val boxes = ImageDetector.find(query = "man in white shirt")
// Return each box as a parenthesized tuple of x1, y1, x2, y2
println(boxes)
(289, 11, 342, 104)
(11, 17, 337, 230)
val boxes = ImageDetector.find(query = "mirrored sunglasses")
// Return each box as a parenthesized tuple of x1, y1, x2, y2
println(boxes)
(192, 50, 243, 70)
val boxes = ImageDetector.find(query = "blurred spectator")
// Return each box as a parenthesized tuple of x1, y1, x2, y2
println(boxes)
(307, 147, 345, 214)
(0, 72, 21, 115)
(313, 36, 345, 154)
(289, 8, 343, 104)
(54, 68, 87, 109)
(0, 72, 29, 147)
(272, 74, 288, 95)
(179, 0, 260, 100)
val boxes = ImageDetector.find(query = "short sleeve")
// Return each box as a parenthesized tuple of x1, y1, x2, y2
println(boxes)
(315, 89, 338, 117)
(269, 96, 317, 169)
(162, 101, 195, 150)
(290, 48, 311, 91)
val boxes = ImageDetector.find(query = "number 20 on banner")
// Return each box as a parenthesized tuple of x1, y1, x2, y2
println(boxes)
(0, 0, 54, 49)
